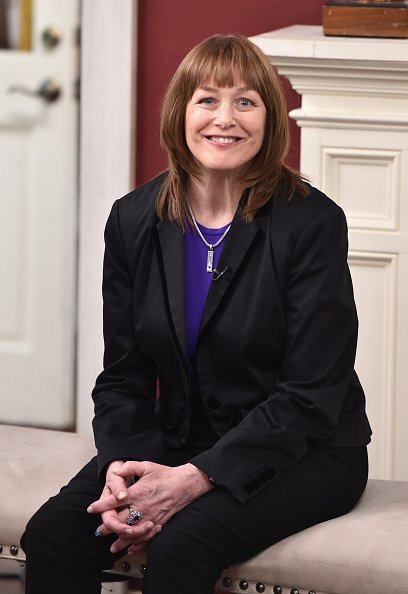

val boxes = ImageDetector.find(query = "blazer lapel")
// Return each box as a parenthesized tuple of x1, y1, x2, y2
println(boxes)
(155, 218, 189, 364)
(154, 201, 262, 359)
(199, 214, 260, 335)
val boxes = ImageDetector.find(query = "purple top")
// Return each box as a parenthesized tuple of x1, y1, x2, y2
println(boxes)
(184, 222, 230, 361)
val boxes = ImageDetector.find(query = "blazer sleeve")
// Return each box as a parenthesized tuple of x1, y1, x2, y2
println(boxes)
(191, 202, 361, 502)
(92, 200, 166, 478)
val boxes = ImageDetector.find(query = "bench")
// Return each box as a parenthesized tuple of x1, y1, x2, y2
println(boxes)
(1, 424, 407, 594)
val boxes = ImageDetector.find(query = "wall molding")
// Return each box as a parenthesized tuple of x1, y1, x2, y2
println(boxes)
(271, 59, 408, 98)
(76, 0, 137, 435)
(348, 252, 398, 479)
(322, 147, 401, 231)
(289, 110, 408, 131)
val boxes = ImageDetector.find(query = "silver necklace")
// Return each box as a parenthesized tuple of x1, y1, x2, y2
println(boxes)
(187, 203, 231, 273)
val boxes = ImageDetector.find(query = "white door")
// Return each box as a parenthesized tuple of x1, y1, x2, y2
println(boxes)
(0, 0, 79, 428)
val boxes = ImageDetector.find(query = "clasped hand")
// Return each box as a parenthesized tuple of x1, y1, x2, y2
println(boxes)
(87, 460, 212, 554)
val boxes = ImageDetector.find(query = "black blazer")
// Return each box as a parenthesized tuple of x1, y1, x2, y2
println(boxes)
(92, 174, 371, 502)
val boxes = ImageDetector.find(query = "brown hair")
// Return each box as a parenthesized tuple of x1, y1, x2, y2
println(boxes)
(157, 34, 307, 226)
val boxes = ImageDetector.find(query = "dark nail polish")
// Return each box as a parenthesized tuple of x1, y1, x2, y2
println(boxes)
(95, 529, 102, 537)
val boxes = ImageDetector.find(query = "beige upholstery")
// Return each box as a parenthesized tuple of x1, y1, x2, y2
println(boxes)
(1, 424, 408, 594)
(1, 424, 96, 559)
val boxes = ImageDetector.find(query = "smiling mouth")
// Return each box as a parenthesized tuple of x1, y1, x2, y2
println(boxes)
(205, 136, 243, 144)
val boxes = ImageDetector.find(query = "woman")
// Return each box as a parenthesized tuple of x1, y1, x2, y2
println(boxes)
(22, 34, 371, 594)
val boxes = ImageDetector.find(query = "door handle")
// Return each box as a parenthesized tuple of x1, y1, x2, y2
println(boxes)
(8, 78, 62, 104)
(42, 26, 63, 49)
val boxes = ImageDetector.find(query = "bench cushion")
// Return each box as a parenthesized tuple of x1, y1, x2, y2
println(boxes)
(0, 424, 96, 553)
(107, 479, 408, 594)
(1, 425, 408, 594)
(220, 478, 408, 593)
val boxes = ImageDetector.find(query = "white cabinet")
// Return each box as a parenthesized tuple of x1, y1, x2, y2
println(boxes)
(251, 26, 408, 480)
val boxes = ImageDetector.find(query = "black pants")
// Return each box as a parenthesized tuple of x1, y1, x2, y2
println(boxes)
(22, 445, 368, 594)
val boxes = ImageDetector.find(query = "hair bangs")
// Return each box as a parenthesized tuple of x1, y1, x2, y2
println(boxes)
(187, 37, 267, 97)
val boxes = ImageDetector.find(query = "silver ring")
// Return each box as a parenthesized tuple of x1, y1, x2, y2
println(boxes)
(127, 507, 142, 526)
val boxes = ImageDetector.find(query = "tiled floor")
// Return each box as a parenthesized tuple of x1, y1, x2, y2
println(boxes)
(0, 558, 24, 594)
(0, 578, 24, 594)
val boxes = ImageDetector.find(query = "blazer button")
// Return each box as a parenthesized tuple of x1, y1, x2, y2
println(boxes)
(208, 396, 220, 409)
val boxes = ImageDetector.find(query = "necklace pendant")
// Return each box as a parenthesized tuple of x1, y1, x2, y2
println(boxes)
(206, 249, 214, 273)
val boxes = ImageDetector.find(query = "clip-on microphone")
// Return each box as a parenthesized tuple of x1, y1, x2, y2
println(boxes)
(212, 266, 230, 281)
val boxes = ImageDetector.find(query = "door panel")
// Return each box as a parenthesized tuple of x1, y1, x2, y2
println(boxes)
(0, 0, 79, 428)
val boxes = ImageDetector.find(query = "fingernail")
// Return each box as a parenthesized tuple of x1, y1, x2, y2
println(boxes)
(125, 528, 133, 534)
(110, 546, 117, 553)
(117, 491, 126, 500)
(146, 522, 154, 530)
(95, 529, 102, 537)
(156, 526, 162, 533)
(127, 549, 134, 556)
(87, 506, 93, 513)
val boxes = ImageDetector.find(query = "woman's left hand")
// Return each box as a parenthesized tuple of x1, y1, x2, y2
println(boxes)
(88, 461, 213, 552)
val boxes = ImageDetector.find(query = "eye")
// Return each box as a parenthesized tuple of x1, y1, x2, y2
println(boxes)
(236, 97, 255, 108)
(197, 97, 217, 105)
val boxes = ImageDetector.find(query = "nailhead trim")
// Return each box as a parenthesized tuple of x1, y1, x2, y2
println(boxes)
(218, 581, 324, 594)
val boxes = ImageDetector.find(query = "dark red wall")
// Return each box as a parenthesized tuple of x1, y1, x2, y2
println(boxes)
(136, 0, 324, 185)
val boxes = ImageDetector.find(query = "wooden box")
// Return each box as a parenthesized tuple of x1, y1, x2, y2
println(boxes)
(323, 1, 408, 38)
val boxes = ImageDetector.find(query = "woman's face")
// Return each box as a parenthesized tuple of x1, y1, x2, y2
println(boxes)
(185, 81, 266, 178)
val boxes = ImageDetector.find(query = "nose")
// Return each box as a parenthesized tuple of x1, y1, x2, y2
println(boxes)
(213, 102, 235, 128)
